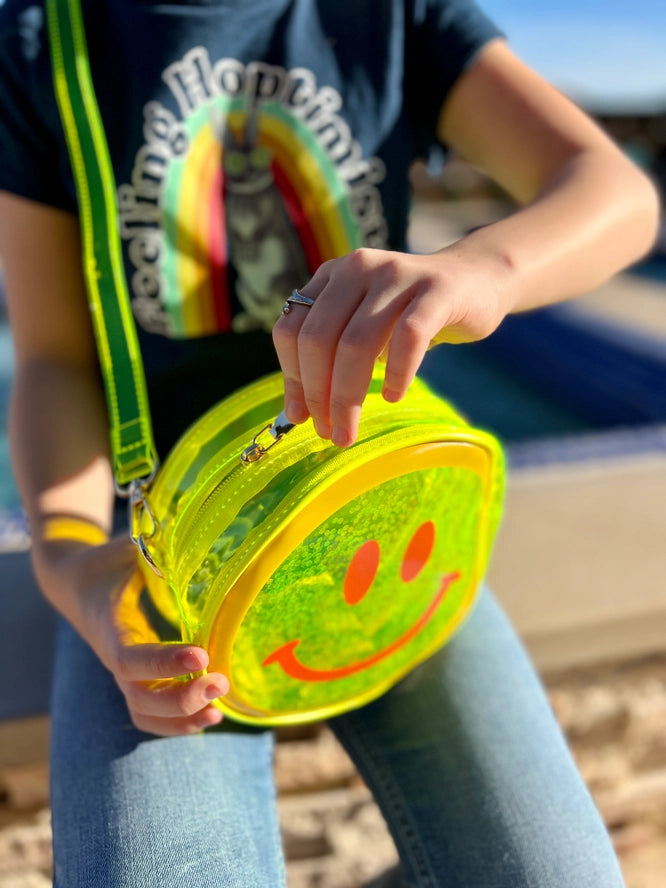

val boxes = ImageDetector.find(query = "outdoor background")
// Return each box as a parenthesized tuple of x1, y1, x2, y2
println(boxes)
(1, 1, 665, 886)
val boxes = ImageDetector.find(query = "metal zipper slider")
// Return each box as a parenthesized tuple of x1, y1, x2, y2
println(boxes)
(240, 410, 295, 464)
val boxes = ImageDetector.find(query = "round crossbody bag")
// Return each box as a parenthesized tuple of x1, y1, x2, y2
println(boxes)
(47, 0, 505, 725)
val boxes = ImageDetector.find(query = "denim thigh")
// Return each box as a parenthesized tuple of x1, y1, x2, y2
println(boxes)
(49, 619, 285, 888)
(330, 589, 625, 888)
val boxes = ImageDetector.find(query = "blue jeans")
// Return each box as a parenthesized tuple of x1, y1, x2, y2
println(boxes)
(49, 589, 625, 887)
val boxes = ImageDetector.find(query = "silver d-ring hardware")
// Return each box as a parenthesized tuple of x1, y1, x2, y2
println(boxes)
(136, 533, 164, 577)
(124, 477, 164, 577)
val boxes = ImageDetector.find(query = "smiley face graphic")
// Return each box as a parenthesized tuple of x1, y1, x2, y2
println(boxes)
(262, 521, 461, 681)
(224, 464, 488, 720)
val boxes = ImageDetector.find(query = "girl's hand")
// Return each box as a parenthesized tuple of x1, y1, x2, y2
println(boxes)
(272, 245, 509, 447)
(45, 535, 230, 737)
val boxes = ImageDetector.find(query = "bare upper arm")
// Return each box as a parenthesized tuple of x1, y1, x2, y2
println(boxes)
(438, 39, 626, 205)
(0, 191, 98, 371)
(0, 192, 115, 530)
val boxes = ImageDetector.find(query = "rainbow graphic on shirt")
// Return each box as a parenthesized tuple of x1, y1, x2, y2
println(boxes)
(158, 98, 362, 337)
(119, 56, 388, 339)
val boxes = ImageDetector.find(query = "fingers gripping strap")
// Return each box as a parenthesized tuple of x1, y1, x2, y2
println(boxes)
(45, 0, 157, 486)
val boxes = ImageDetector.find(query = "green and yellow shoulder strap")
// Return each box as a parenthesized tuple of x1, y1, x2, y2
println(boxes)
(45, 0, 158, 490)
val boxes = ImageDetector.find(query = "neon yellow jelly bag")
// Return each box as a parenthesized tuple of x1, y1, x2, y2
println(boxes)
(134, 368, 504, 725)
(47, 0, 504, 725)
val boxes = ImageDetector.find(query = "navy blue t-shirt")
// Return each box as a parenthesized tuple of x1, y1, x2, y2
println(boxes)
(0, 0, 501, 455)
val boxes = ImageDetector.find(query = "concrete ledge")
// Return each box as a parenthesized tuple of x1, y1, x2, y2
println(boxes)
(0, 716, 50, 770)
(0, 551, 56, 722)
(491, 440, 666, 671)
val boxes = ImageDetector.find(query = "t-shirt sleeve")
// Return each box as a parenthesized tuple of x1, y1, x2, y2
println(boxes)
(0, 10, 75, 210)
(405, 0, 505, 156)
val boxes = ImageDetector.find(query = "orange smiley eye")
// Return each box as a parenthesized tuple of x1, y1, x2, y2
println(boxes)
(343, 521, 437, 608)
(401, 521, 435, 582)
(343, 539, 380, 606)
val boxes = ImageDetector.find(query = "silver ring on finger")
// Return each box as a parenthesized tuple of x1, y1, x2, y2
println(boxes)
(281, 288, 316, 315)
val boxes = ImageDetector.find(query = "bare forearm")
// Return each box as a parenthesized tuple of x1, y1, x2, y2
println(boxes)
(9, 358, 116, 611)
(436, 41, 661, 316)
(273, 142, 660, 441)
(451, 148, 660, 316)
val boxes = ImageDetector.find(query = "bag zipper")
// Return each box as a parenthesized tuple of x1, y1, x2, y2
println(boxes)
(180, 418, 494, 631)
(148, 377, 285, 513)
(141, 377, 474, 585)
(170, 396, 444, 566)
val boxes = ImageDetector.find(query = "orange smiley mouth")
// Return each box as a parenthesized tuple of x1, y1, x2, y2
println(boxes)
(262, 571, 460, 682)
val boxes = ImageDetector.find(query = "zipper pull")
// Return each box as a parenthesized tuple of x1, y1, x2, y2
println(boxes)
(240, 410, 295, 464)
